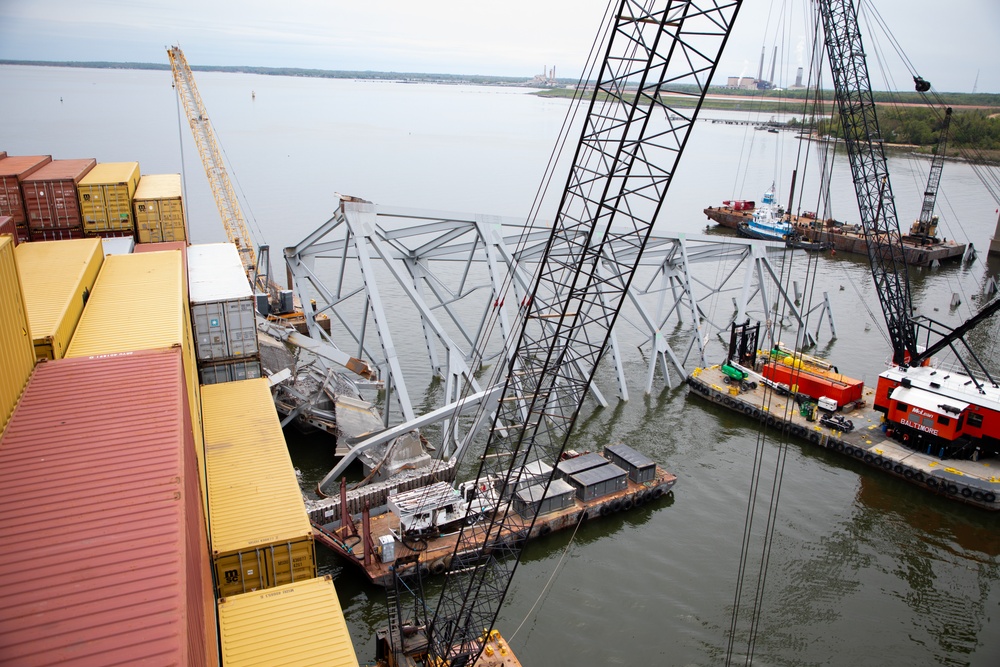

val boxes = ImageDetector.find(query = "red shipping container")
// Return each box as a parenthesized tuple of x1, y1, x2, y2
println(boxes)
(0, 155, 52, 226)
(28, 226, 86, 242)
(21, 158, 95, 231)
(0, 348, 218, 666)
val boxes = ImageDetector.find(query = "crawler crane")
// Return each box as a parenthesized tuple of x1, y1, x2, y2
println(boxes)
(376, 1, 743, 665)
(816, 0, 1000, 459)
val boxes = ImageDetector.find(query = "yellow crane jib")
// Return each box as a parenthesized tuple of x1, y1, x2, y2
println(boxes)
(167, 46, 258, 280)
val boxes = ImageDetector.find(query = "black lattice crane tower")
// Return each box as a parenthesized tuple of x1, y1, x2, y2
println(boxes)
(379, 1, 744, 665)
(910, 106, 953, 243)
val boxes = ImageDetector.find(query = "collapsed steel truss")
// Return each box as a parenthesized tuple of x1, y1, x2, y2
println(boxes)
(285, 200, 834, 460)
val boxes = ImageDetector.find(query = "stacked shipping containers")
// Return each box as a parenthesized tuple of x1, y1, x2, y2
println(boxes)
(65, 250, 207, 518)
(0, 155, 52, 244)
(14, 238, 104, 360)
(217, 576, 358, 667)
(21, 158, 96, 241)
(188, 243, 262, 384)
(0, 350, 218, 666)
(134, 173, 187, 243)
(201, 378, 317, 598)
(0, 235, 36, 435)
(77, 161, 141, 238)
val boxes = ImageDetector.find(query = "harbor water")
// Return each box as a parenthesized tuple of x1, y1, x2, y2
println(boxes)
(2, 64, 998, 665)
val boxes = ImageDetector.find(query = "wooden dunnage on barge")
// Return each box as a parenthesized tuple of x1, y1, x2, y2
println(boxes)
(687, 365, 1000, 510)
(313, 458, 677, 587)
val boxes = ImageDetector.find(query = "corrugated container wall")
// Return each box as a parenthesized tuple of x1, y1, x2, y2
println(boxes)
(65, 250, 207, 518)
(0, 155, 51, 242)
(78, 161, 141, 235)
(199, 357, 263, 385)
(21, 158, 96, 232)
(0, 349, 218, 666)
(188, 243, 258, 362)
(217, 576, 359, 667)
(14, 238, 104, 360)
(0, 236, 35, 435)
(202, 378, 316, 598)
(134, 173, 187, 243)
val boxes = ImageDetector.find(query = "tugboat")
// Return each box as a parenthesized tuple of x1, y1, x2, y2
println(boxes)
(735, 184, 828, 251)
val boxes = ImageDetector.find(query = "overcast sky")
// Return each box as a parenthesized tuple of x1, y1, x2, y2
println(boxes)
(0, 0, 996, 93)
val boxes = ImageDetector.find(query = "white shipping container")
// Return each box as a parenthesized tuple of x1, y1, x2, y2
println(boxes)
(187, 243, 258, 363)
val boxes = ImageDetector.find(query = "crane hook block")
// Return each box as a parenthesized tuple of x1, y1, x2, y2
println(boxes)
(913, 76, 931, 92)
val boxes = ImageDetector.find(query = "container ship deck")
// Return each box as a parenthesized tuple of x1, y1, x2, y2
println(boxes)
(687, 365, 999, 511)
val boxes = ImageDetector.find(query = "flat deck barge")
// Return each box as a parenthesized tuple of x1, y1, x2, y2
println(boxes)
(312, 461, 677, 586)
(687, 365, 999, 510)
(704, 206, 967, 266)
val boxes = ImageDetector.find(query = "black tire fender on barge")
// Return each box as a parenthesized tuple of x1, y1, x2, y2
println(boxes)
(652, 487, 665, 499)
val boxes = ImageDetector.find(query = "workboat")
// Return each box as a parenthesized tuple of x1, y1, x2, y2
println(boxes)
(734, 185, 827, 251)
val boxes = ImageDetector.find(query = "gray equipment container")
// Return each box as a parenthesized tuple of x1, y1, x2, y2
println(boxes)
(198, 358, 262, 385)
(603, 443, 656, 484)
(555, 452, 609, 480)
(187, 243, 259, 363)
(568, 463, 627, 502)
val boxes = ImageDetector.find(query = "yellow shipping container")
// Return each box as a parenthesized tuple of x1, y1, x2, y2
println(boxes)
(65, 250, 206, 518)
(217, 576, 358, 667)
(201, 378, 317, 599)
(14, 238, 103, 360)
(0, 236, 36, 435)
(134, 174, 187, 244)
(77, 161, 141, 234)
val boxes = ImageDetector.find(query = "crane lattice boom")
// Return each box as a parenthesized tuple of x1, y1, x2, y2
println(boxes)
(816, 0, 917, 365)
(167, 46, 258, 280)
(394, 2, 744, 664)
(914, 106, 952, 233)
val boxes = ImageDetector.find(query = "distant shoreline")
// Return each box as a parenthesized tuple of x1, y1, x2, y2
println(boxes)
(0, 59, 559, 88)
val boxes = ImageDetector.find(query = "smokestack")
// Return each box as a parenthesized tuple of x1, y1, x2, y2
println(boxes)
(795, 67, 803, 87)
(769, 48, 777, 87)
(757, 47, 765, 82)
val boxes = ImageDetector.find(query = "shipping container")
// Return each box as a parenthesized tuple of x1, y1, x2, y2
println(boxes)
(513, 478, 576, 518)
(568, 463, 628, 502)
(0, 215, 15, 245)
(0, 155, 51, 226)
(188, 243, 258, 362)
(21, 158, 96, 231)
(0, 236, 35, 435)
(555, 451, 610, 480)
(199, 357, 263, 385)
(78, 161, 141, 234)
(134, 240, 188, 273)
(0, 349, 218, 666)
(65, 250, 206, 516)
(202, 378, 316, 598)
(29, 225, 86, 241)
(100, 235, 135, 255)
(603, 443, 657, 484)
(14, 238, 104, 360)
(134, 173, 187, 243)
(217, 575, 358, 667)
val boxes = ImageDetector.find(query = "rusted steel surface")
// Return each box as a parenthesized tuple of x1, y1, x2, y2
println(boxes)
(315, 465, 677, 587)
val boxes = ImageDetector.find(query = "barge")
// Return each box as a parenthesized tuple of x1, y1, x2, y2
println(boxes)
(311, 445, 677, 586)
(704, 204, 967, 266)
(687, 364, 1000, 511)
